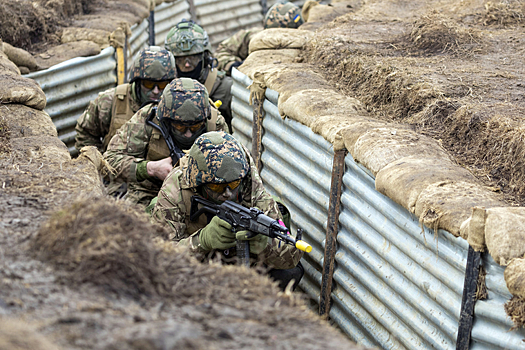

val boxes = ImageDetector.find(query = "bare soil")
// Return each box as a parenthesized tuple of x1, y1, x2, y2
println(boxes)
(303, 0, 525, 206)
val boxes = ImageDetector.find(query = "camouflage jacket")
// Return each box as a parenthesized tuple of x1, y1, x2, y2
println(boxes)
(150, 149, 303, 269)
(75, 84, 141, 153)
(215, 27, 263, 73)
(103, 104, 228, 206)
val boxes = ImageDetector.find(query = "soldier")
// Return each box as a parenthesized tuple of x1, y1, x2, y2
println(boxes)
(164, 20, 234, 132)
(215, 1, 304, 75)
(104, 78, 229, 207)
(75, 46, 176, 153)
(150, 131, 304, 290)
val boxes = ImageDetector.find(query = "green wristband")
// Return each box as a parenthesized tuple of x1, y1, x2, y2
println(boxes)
(136, 160, 150, 182)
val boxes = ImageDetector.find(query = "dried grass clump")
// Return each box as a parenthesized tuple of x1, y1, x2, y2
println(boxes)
(505, 295, 525, 329)
(31, 198, 173, 299)
(305, 37, 444, 121)
(476, 265, 488, 300)
(413, 102, 525, 203)
(483, 1, 524, 26)
(30, 198, 298, 309)
(410, 11, 482, 55)
(0, 0, 94, 50)
(0, 115, 10, 154)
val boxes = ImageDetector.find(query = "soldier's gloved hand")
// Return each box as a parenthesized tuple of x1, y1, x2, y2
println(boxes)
(236, 231, 269, 255)
(198, 216, 236, 252)
(228, 61, 243, 75)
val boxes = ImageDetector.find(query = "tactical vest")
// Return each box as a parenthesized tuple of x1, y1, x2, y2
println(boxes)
(146, 100, 220, 162)
(103, 84, 135, 150)
(204, 68, 218, 94)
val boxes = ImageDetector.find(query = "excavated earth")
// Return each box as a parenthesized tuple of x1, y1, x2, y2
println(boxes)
(2, 0, 525, 347)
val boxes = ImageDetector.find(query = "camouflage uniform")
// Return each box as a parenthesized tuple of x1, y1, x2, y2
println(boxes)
(75, 85, 141, 153)
(75, 47, 176, 154)
(215, 27, 263, 74)
(150, 131, 303, 270)
(165, 20, 234, 131)
(104, 78, 228, 207)
(214, 2, 304, 74)
(263, 2, 304, 29)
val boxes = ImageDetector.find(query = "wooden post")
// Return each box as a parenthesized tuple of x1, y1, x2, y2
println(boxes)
(148, 11, 155, 46)
(187, 0, 197, 22)
(251, 97, 264, 171)
(456, 246, 482, 350)
(319, 149, 346, 318)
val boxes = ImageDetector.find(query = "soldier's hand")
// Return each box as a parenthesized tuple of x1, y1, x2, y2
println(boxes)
(198, 216, 236, 252)
(236, 231, 269, 255)
(147, 157, 173, 181)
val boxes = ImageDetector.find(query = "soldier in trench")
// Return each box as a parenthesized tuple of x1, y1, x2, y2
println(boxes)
(215, 1, 304, 75)
(75, 46, 177, 196)
(75, 46, 176, 154)
(149, 131, 304, 290)
(164, 20, 234, 132)
(103, 78, 228, 207)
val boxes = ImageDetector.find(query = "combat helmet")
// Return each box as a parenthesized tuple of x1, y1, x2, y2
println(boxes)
(164, 20, 212, 57)
(185, 131, 250, 188)
(129, 46, 176, 83)
(157, 77, 211, 124)
(264, 2, 304, 29)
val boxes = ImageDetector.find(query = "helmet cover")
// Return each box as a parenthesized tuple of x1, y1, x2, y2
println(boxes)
(185, 131, 249, 188)
(156, 77, 211, 124)
(129, 46, 176, 83)
(264, 2, 304, 29)
(164, 20, 212, 57)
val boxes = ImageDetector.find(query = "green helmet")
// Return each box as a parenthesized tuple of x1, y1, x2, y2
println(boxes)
(128, 46, 176, 83)
(184, 131, 250, 188)
(264, 2, 304, 29)
(164, 20, 212, 57)
(157, 77, 211, 124)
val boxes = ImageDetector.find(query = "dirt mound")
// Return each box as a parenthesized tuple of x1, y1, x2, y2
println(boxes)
(32, 199, 171, 299)
(0, 0, 96, 51)
(410, 10, 483, 55)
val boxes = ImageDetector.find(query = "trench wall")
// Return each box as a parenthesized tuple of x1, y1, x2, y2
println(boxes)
(231, 68, 525, 350)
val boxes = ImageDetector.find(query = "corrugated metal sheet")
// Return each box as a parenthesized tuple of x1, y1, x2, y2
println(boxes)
(130, 20, 150, 68)
(194, 0, 263, 47)
(155, 0, 191, 46)
(335, 157, 466, 349)
(24, 47, 117, 156)
(231, 68, 525, 350)
(470, 253, 525, 349)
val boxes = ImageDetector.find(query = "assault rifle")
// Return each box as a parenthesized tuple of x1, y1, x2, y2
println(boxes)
(189, 196, 312, 266)
(145, 106, 185, 166)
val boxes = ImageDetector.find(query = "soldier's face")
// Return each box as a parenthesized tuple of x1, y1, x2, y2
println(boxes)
(140, 80, 169, 101)
(175, 54, 202, 72)
(203, 184, 241, 203)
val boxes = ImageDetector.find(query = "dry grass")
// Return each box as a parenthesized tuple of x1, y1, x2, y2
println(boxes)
(483, 1, 525, 26)
(410, 10, 483, 56)
(505, 295, 525, 329)
(0, 0, 95, 51)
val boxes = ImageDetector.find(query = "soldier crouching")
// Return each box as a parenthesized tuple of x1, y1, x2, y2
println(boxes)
(150, 131, 304, 290)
